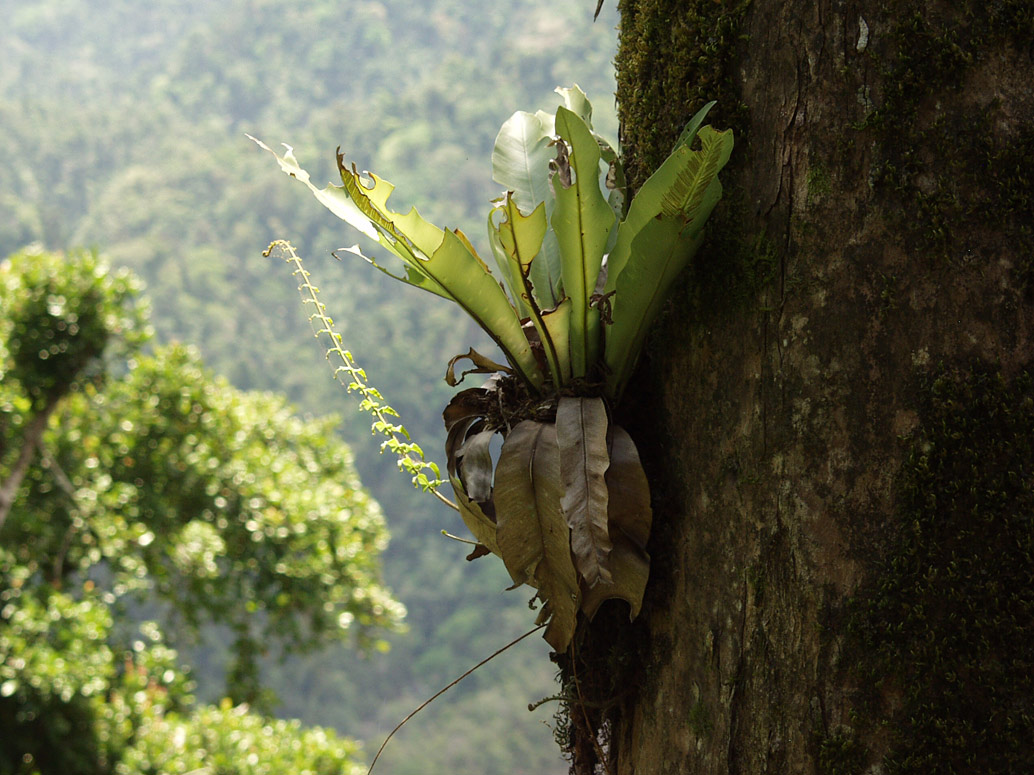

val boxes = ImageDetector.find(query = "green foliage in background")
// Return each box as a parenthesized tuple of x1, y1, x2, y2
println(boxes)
(0, 249, 147, 411)
(0, 564, 363, 775)
(0, 248, 388, 773)
(0, 2, 623, 771)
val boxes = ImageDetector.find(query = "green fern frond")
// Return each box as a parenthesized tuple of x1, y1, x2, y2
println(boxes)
(334, 153, 411, 248)
(659, 126, 733, 219)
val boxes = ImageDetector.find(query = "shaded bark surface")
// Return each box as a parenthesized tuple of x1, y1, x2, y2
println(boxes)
(596, 1, 1034, 773)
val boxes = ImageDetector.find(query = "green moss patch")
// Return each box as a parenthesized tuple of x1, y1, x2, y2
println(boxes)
(615, 0, 751, 192)
(859, 3, 1034, 290)
(845, 363, 1034, 773)
(817, 728, 866, 775)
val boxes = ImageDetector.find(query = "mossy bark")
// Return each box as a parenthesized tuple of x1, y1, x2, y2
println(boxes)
(583, 1, 1034, 773)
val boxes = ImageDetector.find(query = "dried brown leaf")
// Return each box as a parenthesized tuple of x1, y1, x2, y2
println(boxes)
(443, 386, 492, 433)
(557, 397, 613, 586)
(580, 425, 651, 619)
(450, 475, 500, 557)
(445, 347, 512, 387)
(579, 531, 649, 620)
(494, 420, 580, 651)
(457, 428, 496, 502)
(606, 425, 652, 551)
(465, 544, 492, 562)
(445, 415, 480, 481)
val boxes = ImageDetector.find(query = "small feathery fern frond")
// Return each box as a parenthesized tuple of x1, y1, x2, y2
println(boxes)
(265, 240, 454, 509)
(659, 125, 732, 220)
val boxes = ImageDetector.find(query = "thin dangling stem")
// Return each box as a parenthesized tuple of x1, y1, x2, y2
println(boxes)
(367, 624, 545, 775)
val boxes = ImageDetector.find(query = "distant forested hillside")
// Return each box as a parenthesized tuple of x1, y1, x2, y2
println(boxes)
(0, 1, 620, 771)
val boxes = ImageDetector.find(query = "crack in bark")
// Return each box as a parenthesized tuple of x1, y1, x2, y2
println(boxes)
(725, 577, 751, 773)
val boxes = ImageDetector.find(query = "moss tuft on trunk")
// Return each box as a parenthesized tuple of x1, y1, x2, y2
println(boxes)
(842, 363, 1034, 774)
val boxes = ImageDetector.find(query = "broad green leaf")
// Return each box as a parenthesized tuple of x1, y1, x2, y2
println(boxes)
(496, 197, 548, 296)
(337, 160, 420, 247)
(491, 110, 563, 303)
(538, 299, 573, 387)
(671, 101, 717, 153)
(492, 109, 556, 212)
(556, 397, 612, 586)
(489, 195, 549, 316)
(251, 137, 433, 279)
(555, 84, 593, 127)
(598, 137, 627, 225)
(249, 136, 381, 243)
(604, 126, 734, 401)
(254, 137, 545, 390)
(605, 217, 707, 402)
(657, 126, 732, 219)
(450, 475, 501, 557)
(488, 206, 532, 321)
(556, 85, 625, 224)
(336, 243, 452, 300)
(489, 195, 571, 386)
(551, 107, 615, 378)
(425, 229, 543, 390)
(494, 421, 580, 651)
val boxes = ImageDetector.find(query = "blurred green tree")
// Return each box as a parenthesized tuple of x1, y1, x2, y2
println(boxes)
(0, 247, 398, 774)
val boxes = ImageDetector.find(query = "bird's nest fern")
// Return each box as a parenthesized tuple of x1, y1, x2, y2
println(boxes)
(256, 86, 733, 650)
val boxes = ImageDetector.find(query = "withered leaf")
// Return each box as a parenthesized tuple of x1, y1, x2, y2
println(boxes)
(550, 139, 572, 190)
(443, 386, 492, 433)
(445, 347, 512, 387)
(606, 424, 652, 551)
(450, 476, 501, 556)
(535, 599, 552, 626)
(494, 420, 580, 651)
(443, 387, 496, 499)
(579, 531, 649, 620)
(445, 415, 480, 480)
(457, 428, 496, 502)
(466, 544, 492, 562)
(557, 397, 613, 587)
(580, 425, 651, 619)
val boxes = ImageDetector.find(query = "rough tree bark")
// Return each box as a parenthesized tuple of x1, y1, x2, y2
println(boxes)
(579, 1, 1034, 773)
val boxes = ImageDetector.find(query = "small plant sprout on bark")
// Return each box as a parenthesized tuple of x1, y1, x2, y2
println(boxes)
(254, 85, 733, 651)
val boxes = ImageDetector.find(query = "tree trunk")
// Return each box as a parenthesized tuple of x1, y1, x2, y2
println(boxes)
(592, 1, 1034, 773)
